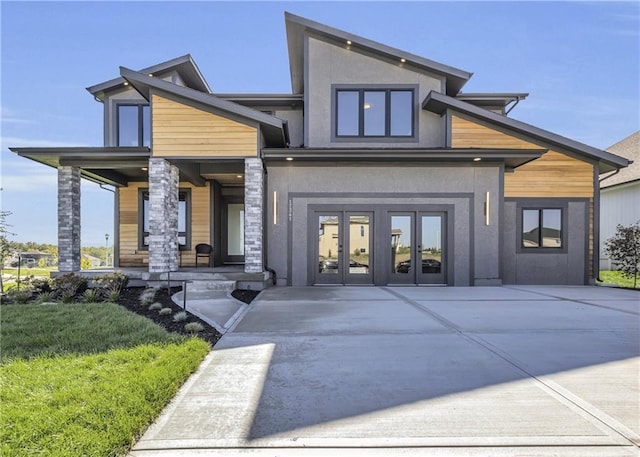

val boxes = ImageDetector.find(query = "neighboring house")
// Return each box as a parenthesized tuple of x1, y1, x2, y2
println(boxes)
(8, 252, 53, 268)
(11, 13, 630, 286)
(599, 131, 640, 271)
(82, 254, 103, 268)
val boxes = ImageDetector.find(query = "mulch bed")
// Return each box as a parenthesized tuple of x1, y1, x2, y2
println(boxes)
(117, 287, 260, 346)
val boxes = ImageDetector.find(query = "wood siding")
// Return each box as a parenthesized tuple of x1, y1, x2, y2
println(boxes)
(152, 94, 257, 157)
(451, 115, 594, 198)
(118, 182, 211, 268)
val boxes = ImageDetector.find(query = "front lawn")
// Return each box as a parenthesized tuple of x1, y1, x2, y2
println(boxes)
(0, 303, 210, 456)
(598, 270, 640, 289)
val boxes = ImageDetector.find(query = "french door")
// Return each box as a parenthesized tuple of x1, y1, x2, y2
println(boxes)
(389, 212, 446, 285)
(316, 212, 373, 285)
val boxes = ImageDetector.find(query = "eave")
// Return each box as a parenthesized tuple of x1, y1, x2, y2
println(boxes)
(87, 54, 211, 101)
(285, 12, 472, 96)
(423, 91, 631, 174)
(9, 147, 151, 187)
(263, 147, 546, 170)
(120, 67, 289, 147)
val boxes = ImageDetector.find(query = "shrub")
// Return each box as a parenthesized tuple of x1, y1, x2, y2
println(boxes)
(27, 277, 51, 294)
(60, 292, 75, 304)
(83, 289, 101, 303)
(184, 322, 204, 333)
(93, 271, 129, 293)
(159, 307, 172, 316)
(173, 311, 188, 322)
(105, 289, 121, 303)
(52, 273, 88, 300)
(36, 291, 55, 304)
(605, 223, 640, 289)
(139, 288, 157, 307)
(6, 290, 31, 305)
(148, 302, 162, 311)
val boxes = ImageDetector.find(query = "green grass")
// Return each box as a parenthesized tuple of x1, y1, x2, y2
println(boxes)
(0, 303, 211, 456)
(599, 270, 640, 289)
(2, 267, 55, 277)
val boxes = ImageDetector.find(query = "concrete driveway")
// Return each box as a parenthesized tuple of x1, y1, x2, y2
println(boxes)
(130, 286, 639, 456)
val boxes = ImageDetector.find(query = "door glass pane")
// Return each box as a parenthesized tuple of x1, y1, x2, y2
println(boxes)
(319, 215, 340, 274)
(227, 204, 245, 255)
(391, 215, 411, 273)
(364, 91, 386, 136)
(421, 216, 442, 274)
(390, 91, 413, 136)
(337, 91, 359, 136)
(542, 209, 562, 247)
(349, 215, 369, 274)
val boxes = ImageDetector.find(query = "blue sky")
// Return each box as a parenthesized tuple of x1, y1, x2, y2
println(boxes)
(1, 1, 638, 246)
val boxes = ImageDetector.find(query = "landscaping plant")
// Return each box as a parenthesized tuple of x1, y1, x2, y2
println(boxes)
(604, 223, 640, 289)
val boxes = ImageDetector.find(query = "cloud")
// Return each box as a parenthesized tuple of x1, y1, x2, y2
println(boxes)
(0, 106, 35, 125)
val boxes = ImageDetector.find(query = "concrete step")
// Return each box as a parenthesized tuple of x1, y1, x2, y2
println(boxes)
(186, 279, 237, 293)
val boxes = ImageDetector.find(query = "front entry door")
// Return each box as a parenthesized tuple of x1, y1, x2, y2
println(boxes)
(389, 212, 446, 285)
(316, 212, 373, 285)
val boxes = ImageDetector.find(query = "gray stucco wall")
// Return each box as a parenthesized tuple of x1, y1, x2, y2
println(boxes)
(266, 162, 501, 286)
(502, 199, 588, 285)
(275, 108, 304, 148)
(305, 36, 445, 148)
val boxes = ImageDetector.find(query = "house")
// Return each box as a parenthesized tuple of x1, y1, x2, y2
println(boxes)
(599, 131, 639, 271)
(11, 12, 630, 286)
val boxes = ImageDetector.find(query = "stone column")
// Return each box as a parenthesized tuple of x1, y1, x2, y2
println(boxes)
(58, 166, 81, 272)
(148, 158, 179, 273)
(244, 158, 264, 273)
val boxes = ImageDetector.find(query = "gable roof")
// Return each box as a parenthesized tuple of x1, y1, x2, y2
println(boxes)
(600, 131, 640, 188)
(87, 54, 211, 101)
(284, 12, 472, 96)
(120, 67, 289, 147)
(423, 91, 630, 174)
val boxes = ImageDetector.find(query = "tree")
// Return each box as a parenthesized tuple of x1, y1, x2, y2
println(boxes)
(605, 223, 640, 289)
(0, 211, 16, 292)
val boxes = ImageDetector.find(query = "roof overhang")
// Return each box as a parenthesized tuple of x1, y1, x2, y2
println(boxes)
(285, 12, 472, 96)
(423, 91, 631, 174)
(9, 147, 151, 187)
(120, 67, 289, 147)
(263, 147, 545, 170)
(87, 54, 211, 101)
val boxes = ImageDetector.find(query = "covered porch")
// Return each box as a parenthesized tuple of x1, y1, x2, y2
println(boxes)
(10, 147, 265, 277)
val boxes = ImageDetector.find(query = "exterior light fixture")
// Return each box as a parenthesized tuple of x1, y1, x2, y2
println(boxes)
(273, 191, 278, 225)
(148, 73, 153, 77)
(237, 175, 243, 178)
(123, 82, 129, 86)
(400, 58, 406, 63)
(484, 191, 490, 226)
(346, 40, 352, 45)
(286, 157, 293, 161)
(473, 157, 482, 162)
(141, 167, 148, 171)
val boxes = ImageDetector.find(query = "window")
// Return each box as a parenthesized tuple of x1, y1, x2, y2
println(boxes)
(335, 88, 414, 138)
(522, 208, 562, 248)
(118, 104, 150, 147)
(139, 189, 191, 250)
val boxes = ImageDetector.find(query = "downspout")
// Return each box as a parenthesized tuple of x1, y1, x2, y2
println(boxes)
(260, 130, 277, 286)
(505, 95, 524, 115)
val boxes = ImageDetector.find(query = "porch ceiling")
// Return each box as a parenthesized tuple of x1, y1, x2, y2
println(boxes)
(9, 147, 150, 187)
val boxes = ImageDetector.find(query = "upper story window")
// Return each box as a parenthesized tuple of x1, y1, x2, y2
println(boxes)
(522, 208, 563, 249)
(118, 104, 150, 147)
(335, 88, 415, 139)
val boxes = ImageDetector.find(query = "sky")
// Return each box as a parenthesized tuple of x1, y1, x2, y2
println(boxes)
(1, 1, 638, 247)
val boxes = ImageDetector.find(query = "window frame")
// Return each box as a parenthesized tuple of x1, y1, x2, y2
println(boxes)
(138, 188, 191, 251)
(331, 84, 418, 143)
(117, 103, 150, 147)
(517, 204, 567, 253)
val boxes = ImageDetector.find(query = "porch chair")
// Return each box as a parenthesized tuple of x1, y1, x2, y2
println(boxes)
(195, 243, 213, 268)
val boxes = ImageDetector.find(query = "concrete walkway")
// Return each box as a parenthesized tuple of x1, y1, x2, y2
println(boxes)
(171, 290, 248, 334)
(131, 286, 639, 456)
